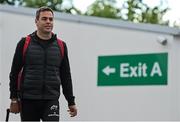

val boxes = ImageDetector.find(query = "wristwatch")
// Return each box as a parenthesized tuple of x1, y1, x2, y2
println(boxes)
(11, 100, 18, 104)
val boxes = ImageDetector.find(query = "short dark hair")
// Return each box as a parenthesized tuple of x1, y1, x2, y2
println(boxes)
(36, 6, 54, 20)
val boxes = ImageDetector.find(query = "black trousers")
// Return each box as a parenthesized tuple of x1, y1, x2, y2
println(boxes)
(20, 99, 59, 121)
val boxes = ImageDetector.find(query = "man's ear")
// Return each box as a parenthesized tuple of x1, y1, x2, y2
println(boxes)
(35, 19, 37, 23)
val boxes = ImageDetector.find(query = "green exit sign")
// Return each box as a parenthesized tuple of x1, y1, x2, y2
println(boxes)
(97, 53, 168, 86)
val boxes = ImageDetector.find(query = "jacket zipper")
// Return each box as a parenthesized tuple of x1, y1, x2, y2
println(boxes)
(42, 48, 47, 99)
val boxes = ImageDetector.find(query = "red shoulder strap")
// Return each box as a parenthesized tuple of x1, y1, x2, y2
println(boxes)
(57, 38, 64, 58)
(17, 35, 31, 91)
(23, 35, 31, 61)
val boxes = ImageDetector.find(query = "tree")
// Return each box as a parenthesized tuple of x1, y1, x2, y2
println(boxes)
(0, 0, 173, 26)
(0, 0, 5, 4)
(121, 0, 169, 25)
(85, 0, 121, 19)
(22, 0, 62, 11)
(85, 0, 169, 26)
(22, 0, 81, 14)
(0, 0, 81, 14)
(141, 6, 169, 25)
(0, 0, 23, 5)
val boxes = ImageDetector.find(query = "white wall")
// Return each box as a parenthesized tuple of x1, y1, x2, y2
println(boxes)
(0, 6, 180, 121)
(57, 21, 179, 121)
(0, 11, 2, 121)
(174, 36, 180, 120)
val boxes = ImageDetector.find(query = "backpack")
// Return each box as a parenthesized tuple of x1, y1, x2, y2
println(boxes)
(23, 35, 64, 60)
(17, 35, 64, 93)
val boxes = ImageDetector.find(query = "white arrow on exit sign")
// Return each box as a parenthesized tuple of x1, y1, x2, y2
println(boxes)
(102, 66, 116, 76)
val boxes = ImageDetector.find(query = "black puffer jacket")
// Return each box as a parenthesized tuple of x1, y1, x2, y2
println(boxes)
(9, 32, 75, 106)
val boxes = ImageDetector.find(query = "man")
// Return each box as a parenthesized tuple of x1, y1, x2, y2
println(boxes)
(9, 6, 77, 121)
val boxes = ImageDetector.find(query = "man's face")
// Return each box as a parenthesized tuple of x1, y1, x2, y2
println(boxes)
(35, 11, 54, 33)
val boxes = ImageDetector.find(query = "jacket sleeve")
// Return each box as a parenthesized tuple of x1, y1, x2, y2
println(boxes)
(60, 42, 75, 106)
(9, 38, 25, 99)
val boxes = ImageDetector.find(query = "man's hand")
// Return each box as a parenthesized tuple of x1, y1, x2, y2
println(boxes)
(67, 105, 77, 117)
(10, 99, 20, 114)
